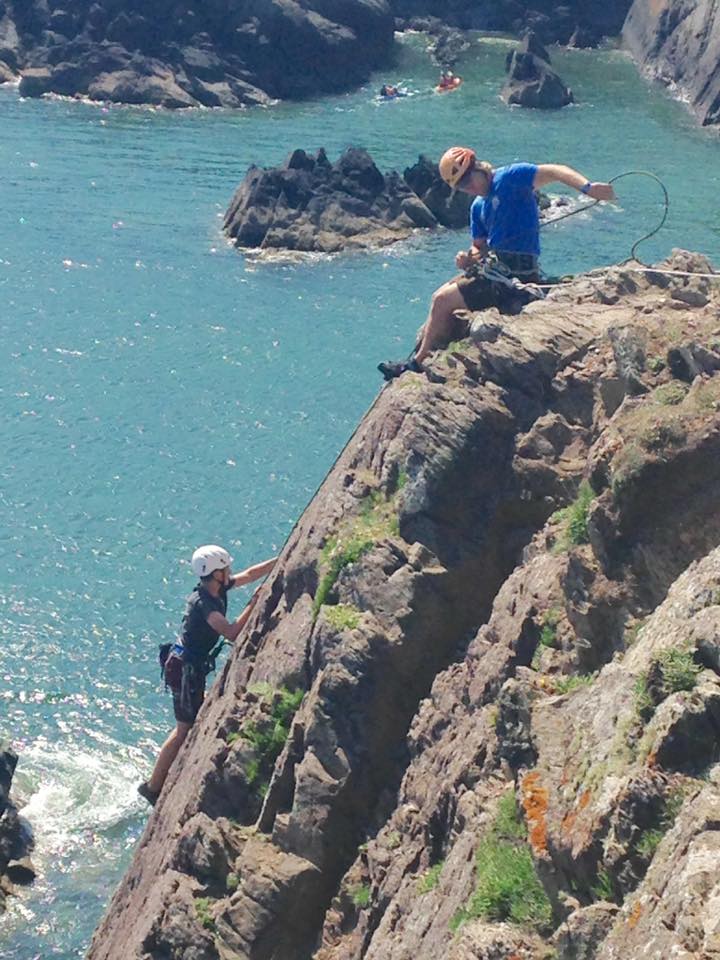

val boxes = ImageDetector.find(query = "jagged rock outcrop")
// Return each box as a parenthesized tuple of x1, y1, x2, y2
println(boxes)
(87, 250, 720, 959)
(0, 744, 35, 911)
(223, 148, 472, 253)
(502, 31, 574, 109)
(392, 0, 633, 48)
(623, 0, 720, 126)
(0, 0, 394, 107)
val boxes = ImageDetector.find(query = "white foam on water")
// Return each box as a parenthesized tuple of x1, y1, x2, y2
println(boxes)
(14, 736, 147, 866)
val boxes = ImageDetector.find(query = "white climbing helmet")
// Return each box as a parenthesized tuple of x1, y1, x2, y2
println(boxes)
(191, 544, 233, 578)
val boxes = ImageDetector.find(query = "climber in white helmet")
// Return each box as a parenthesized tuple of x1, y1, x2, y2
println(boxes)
(378, 146, 616, 380)
(138, 544, 276, 806)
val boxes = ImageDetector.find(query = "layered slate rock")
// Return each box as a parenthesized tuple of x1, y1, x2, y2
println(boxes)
(0, 0, 394, 108)
(502, 32, 574, 109)
(623, 0, 720, 126)
(86, 251, 720, 960)
(223, 148, 472, 253)
(0, 744, 35, 912)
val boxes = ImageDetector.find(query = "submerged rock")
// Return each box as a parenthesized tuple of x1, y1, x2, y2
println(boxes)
(502, 32, 575, 109)
(1, 0, 394, 108)
(87, 251, 720, 959)
(223, 148, 472, 254)
(623, 0, 720, 126)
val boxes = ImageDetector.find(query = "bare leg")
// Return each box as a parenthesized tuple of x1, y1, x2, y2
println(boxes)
(415, 281, 467, 364)
(147, 722, 192, 794)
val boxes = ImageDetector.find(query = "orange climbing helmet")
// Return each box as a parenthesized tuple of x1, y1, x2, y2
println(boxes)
(439, 146, 476, 189)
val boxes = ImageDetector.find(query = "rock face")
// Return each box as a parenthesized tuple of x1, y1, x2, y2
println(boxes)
(392, 0, 633, 48)
(0, 0, 394, 107)
(0, 744, 35, 912)
(502, 32, 574, 109)
(87, 250, 720, 960)
(623, 0, 720, 126)
(223, 148, 472, 253)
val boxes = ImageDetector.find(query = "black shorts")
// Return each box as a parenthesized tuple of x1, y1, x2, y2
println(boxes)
(457, 252, 540, 314)
(169, 662, 206, 725)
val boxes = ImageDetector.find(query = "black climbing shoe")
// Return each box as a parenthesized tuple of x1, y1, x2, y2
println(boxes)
(377, 358, 421, 381)
(137, 781, 160, 807)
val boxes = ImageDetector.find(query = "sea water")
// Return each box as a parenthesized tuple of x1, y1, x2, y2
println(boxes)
(0, 34, 718, 959)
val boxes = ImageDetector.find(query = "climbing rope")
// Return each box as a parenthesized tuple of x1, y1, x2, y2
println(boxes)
(541, 169, 718, 278)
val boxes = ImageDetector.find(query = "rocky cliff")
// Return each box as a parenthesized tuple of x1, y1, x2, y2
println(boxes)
(87, 250, 720, 960)
(0, 0, 394, 107)
(623, 0, 720, 127)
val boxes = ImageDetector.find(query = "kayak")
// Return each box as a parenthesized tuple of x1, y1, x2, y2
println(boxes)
(436, 77, 463, 93)
(378, 88, 409, 100)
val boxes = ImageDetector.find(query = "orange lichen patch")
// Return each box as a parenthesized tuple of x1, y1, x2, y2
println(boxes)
(647, 750, 658, 769)
(521, 771, 549, 854)
(627, 900, 643, 929)
(578, 790, 591, 811)
(561, 809, 576, 834)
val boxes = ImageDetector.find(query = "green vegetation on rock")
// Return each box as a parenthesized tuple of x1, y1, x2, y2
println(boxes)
(540, 608, 561, 648)
(322, 603, 362, 631)
(350, 884, 371, 908)
(552, 482, 594, 552)
(635, 648, 701, 722)
(451, 791, 551, 933)
(228, 686, 304, 795)
(635, 786, 686, 861)
(417, 862, 444, 893)
(226, 873, 239, 892)
(591, 868, 614, 902)
(195, 896, 215, 930)
(553, 673, 595, 695)
(313, 488, 402, 618)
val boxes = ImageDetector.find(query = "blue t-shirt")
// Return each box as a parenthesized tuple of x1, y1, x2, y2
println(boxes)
(470, 163, 539, 257)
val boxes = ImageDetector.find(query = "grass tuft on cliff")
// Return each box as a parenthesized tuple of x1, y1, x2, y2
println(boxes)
(313, 488, 402, 618)
(228, 686, 304, 795)
(322, 603, 362, 631)
(551, 482, 594, 552)
(634, 648, 701, 722)
(451, 791, 552, 933)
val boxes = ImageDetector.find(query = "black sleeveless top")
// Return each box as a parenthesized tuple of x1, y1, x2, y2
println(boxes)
(180, 584, 228, 662)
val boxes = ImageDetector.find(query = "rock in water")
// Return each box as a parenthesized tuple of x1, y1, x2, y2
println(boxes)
(623, 0, 720, 126)
(502, 31, 575, 109)
(1, 0, 394, 107)
(0, 744, 36, 912)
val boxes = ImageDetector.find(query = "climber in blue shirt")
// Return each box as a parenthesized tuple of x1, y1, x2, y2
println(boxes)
(379, 147, 615, 380)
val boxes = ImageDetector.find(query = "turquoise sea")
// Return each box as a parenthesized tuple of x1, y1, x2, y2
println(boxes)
(0, 33, 718, 959)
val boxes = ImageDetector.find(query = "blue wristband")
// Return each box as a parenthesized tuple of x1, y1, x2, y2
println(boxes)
(580, 181, 592, 195)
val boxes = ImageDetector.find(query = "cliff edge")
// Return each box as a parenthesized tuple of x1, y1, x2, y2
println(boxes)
(88, 251, 720, 960)
(623, 0, 720, 126)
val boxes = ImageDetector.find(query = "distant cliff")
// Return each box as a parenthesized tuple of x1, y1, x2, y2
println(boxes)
(86, 250, 720, 960)
(0, 0, 394, 107)
(623, 0, 720, 126)
(391, 0, 633, 46)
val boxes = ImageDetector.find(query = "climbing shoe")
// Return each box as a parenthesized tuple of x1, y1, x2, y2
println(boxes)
(377, 358, 422, 381)
(137, 781, 160, 807)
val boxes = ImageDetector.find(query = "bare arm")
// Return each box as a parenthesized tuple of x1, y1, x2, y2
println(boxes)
(207, 593, 259, 642)
(533, 164, 616, 201)
(230, 556, 277, 588)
